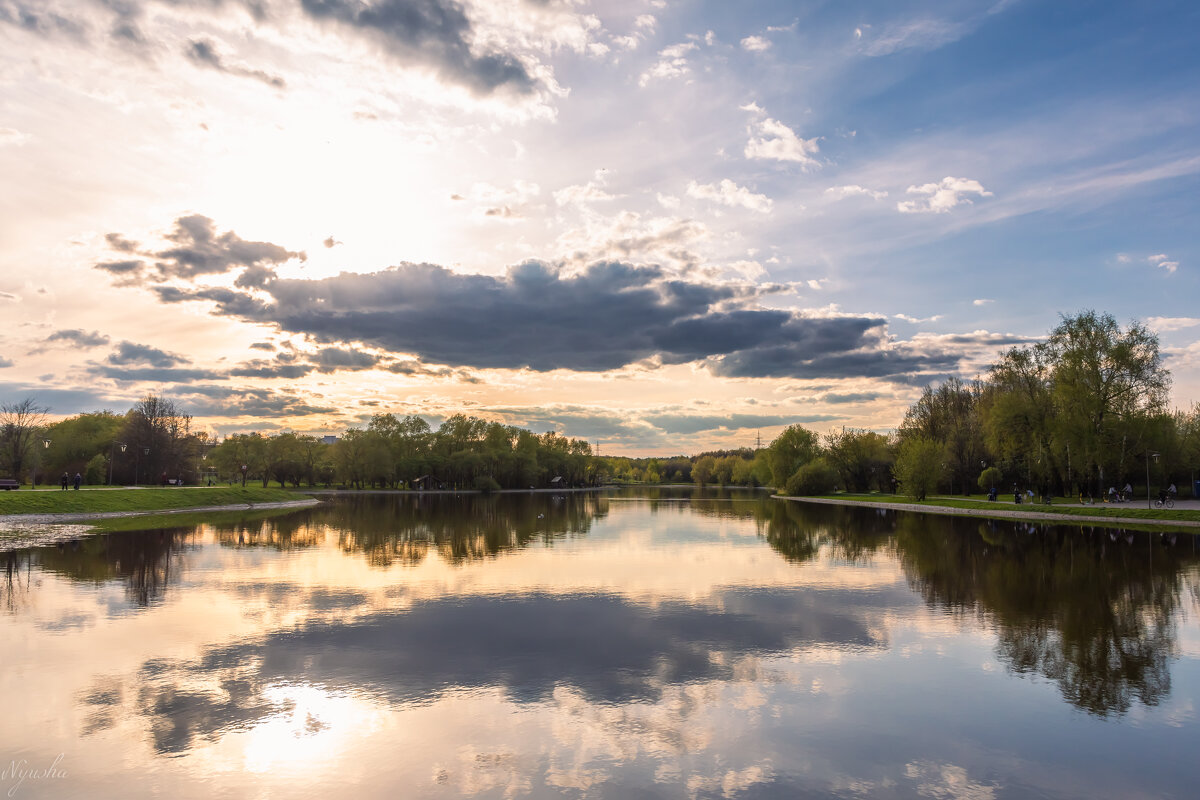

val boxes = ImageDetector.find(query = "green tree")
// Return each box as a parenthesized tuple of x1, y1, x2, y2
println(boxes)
(692, 455, 716, 486)
(1045, 311, 1169, 494)
(894, 437, 942, 501)
(765, 425, 821, 488)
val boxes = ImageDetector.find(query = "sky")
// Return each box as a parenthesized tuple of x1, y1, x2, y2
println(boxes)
(1, 0, 1198, 455)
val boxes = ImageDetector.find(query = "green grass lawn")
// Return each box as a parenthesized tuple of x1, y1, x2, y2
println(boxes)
(0, 486, 311, 516)
(808, 492, 1200, 524)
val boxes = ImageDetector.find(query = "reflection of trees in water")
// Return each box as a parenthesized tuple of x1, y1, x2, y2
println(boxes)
(755, 501, 894, 565)
(212, 514, 323, 551)
(23, 530, 196, 606)
(312, 493, 611, 567)
(3, 550, 35, 613)
(894, 513, 1193, 716)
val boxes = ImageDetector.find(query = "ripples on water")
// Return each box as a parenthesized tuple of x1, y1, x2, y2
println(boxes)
(3, 488, 1199, 798)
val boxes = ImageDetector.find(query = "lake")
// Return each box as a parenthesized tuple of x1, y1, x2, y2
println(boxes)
(3, 488, 1199, 798)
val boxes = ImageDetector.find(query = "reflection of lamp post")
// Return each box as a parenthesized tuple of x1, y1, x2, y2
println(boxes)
(1146, 451, 1160, 509)
(108, 441, 128, 485)
(240, 464, 248, 487)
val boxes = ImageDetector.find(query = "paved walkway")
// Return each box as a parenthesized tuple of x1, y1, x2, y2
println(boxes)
(782, 495, 1200, 529)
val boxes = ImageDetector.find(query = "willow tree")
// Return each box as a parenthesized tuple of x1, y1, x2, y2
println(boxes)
(1044, 311, 1169, 494)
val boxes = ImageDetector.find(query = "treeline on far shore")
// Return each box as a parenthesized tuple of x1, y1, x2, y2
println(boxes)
(2, 311, 1197, 499)
(603, 312, 1200, 501)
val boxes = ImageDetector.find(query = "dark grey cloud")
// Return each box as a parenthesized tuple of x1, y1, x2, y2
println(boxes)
(298, 0, 537, 96)
(310, 346, 381, 373)
(0, 383, 125, 414)
(185, 38, 287, 89)
(121, 214, 304, 282)
(710, 341, 962, 383)
(644, 413, 840, 436)
(0, 2, 86, 38)
(249, 341, 275, 351)
(93, 366, 222, 383)
(99, 216, 970, 381)
(95, 260, 147, 286)
(0, 358, 13, 368)
(821, 392, 885, 404)
(225, 360, 314, 379)
(45, 329, 112, 348)
(107, 341, 191, 367)
(104, 232, 141, 252)
(177, 385, 339, 417)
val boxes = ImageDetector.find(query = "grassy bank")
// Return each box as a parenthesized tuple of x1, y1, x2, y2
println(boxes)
(0, 486, 309, 516)
(803, 493, 1200, 524)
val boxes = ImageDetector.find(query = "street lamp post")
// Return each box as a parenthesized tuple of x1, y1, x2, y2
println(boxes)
(107, 441, 127, 485)
(32, 437, 50, 489)
(240, 464, 248, 487)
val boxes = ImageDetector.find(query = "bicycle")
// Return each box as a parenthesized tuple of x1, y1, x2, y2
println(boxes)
(1153, 496, 1175, 509)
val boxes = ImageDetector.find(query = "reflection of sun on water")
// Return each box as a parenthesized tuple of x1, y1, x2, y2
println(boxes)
(241, 683, 386, 774)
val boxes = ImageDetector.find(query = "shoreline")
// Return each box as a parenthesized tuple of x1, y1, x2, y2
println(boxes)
(0, 498, 321, 526)
(778, 495, 1200, 529)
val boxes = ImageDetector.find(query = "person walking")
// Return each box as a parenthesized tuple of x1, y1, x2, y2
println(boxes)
(73, 472, 82, 491)
(60, 472, 69, 491)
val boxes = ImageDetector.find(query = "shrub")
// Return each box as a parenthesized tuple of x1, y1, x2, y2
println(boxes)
(784, 458, 839, 496)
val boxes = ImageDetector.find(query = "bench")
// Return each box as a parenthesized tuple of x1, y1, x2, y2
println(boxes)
(0, 479, 19, 490)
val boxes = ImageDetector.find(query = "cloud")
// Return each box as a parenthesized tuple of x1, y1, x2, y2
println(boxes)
(185, 38, 287, 89)
(972, 298, 992, 306)
(90, 365, 224, 383)
(826, 185, 888, 201)
(638, 41, 697, 86)
(686, 179, 773, 213)
(893, 314, 943, 324)
(0, 127, 30, 146)
(553, 178, 618, 207)
(0, 358, 13, 368)
(1147, 316, 1200, 332)
(100, 215, 304, 283)
(298, 0, 538, 96)
(861, 18, 969, 56)
(0, 2, 85, 39)
(1147, 253, 1179, 274)
(323, 236, 341, 248)
(744, 116, 820, 168)
(644, 413, 832, 435)
(44, 329, 111, 349)
(103, 216, 974, 382)
(106, 341, 191, 368)
(820, 392, 884, 404)
(0, 291, 19, 302)
(177, 385, 340, 418)
(897, 177, 992, 214)
(740, 35, 771, 52)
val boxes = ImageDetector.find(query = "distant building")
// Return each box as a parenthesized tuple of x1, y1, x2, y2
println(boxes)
(321, 435, 338, 445)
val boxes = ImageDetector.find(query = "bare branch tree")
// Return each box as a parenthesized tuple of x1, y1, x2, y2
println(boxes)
(0, 398, 51, 483)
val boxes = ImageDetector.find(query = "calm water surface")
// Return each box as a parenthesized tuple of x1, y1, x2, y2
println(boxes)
(3, 488, 1200, 798)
